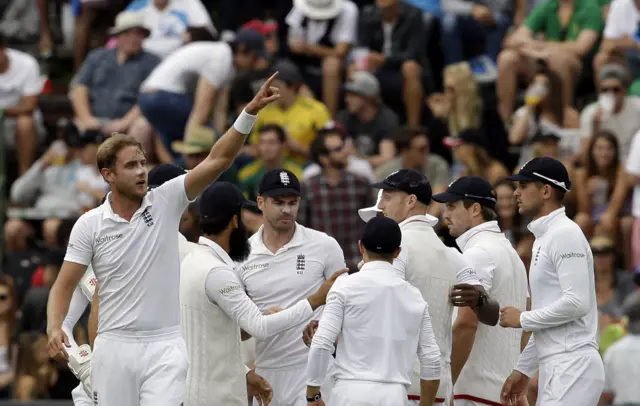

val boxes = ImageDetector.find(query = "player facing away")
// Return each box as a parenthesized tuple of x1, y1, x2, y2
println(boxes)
(236, 168, 348, 406)
(180, 181, 346, 406)
(371, 169, 500, 406)
(499, 157, 605, 406)
(433, 176, 530, 406)
(306, 216, 441, 406)
(46, 73, 282, 406)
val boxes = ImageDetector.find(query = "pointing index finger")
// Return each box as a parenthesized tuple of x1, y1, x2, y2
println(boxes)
(263, 71, 279, 89)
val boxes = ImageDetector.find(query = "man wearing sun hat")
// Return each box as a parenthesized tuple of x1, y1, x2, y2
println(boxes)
(499, 157, 604, 406)
(432, 176, 528, 406)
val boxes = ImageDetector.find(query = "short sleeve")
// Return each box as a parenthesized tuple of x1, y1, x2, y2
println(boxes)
(201, 46, 234, 88)
(65, 215, 95, 266)
(579, 5, 604, 33)
(449, 248, 481, 285)
(331, 1, 359, 44)
(185, 0, 215, 28)
(75, 49, 103, 87)
(21, 57, 42, 96)
(603, 0, 625, 38)
(524, 2, 548, 33)
(323, 236, 347, 280)
(463, 247, 495, 292)
(285, 7, 306, 41)
(625, 131, 640, 175)
(155, 174, 194, 218)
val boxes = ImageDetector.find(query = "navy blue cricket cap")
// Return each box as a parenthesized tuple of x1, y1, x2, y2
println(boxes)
(370, 168, 432, 205)
(232, 28, 268, 59)
(507, 157, 571, 192)
(361, 216, 402, 254)
(259, 169, 301, 197)
(148, 164, 187, 188)
(199, 181, 256, 219)
(432, 176, 497, 210)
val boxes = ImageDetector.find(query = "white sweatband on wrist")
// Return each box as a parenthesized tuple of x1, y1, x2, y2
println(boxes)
(233, 109, 258, 135)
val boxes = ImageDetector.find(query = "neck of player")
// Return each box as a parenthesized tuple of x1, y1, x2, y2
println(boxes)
(110, 190, 144, 221)
(532, 202, 562, 222)
(262, 223, 296, 253)
(203, 233, 231, 254)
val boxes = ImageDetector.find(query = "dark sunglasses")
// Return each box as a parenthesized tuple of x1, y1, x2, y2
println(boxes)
(600, 86, 622, 94)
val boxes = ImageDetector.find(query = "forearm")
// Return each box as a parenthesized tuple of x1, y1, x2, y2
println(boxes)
(71, 86, 94, 121)
(121, 105, 142, 129)
(88, 290, 98, 347)
(451, 324, 476, 384)
(515, 335, 538, 377)
(47, 280, 77, 333)
(305, 43, 340, 58)
(419, 380, 440, 406)
(509, 110, 532, 144)
(475, 297, 500, 326)
(4, 103, 36, 117)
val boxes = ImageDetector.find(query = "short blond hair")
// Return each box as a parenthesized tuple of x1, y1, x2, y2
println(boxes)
(96, 133, 144, 171)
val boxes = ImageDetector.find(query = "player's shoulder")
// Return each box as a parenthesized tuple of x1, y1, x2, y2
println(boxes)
(75, 205, 105, 228)
(548, 217, 588, 243)
(298, 224, 341, 250)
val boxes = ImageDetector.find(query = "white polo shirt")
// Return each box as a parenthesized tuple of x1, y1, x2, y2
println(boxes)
(453, 221, 529, 404)
(141, 42, 234, 94)
(65, 175, 192, 337)
(626, 130, 640, 217)
(516, 208, 599, 376)
(286, 0, 359, 46)
(392, 214, 480, 401)
(306, 261, 441, 387)
(236, 223, 346, 370)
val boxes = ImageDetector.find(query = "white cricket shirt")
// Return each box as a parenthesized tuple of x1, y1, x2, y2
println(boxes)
(178, 233, 197, 263)
(306, 261, 441, 388)
(453, 221, 529, 404)
(515, 208, 599, 376)
(180, 237, 316, 405)
(393, 214, 480, 400)
(236, 223, 346, 370)
(603, 334, 640, 404)
(65, 175, 192, 337)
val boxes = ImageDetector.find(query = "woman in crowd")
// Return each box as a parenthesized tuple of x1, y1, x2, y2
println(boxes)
(0, 276, 17, 398)
(14, 333, 54, 400)
(574, 130, 634, 267)
(508, 62, 580, 168)
(446, 128, 509, 185)
(494, 179, 524, 248)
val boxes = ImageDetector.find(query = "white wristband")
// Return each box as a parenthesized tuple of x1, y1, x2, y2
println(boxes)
(233, 109, 258, 135)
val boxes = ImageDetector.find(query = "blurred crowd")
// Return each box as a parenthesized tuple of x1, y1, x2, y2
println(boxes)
(1, 0, 640, 403)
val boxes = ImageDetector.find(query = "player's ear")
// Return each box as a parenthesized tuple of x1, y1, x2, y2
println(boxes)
(358, 240, 364, 255)
(257, 195, 265, 212)
(232, 214, 239, 229)
(392, 247, 401, 259)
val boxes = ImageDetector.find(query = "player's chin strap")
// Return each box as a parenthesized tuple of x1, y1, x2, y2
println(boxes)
(68, 344, 92, 397)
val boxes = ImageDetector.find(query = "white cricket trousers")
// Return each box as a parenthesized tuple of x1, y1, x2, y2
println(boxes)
(91, 329, 189, 406)
(254, 359, 334, 406)
(536, 349, 604, 406)
(72, 384, 93, 406)
(330, 380, 407, 406)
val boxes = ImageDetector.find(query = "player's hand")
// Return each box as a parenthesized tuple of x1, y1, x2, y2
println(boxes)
(47, 327, 71, 362)
(499, 306, 523, 328)
(501, 370, 529, 405)
(450, 284, 480, 307)
(245, 72, 281, 115)
(308, 400, 325, 406)
(308, 269, 349, 308)
(264, 307, 282, 315)
(302, 320, 319, 347)
(247, 370, 273, 406)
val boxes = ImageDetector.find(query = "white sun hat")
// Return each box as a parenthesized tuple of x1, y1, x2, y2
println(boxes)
(358, 190, 383, 223)
(293, 0, 344, 20)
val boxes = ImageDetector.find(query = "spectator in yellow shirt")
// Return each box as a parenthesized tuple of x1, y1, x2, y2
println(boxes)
(249, 60, 331, 164)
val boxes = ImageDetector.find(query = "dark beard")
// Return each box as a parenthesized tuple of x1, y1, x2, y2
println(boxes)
(228, 221, 251, 262)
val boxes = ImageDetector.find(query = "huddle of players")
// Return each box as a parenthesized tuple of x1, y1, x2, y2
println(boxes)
(46, 74, 602, 406)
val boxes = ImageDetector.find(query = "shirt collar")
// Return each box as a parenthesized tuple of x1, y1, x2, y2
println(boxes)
(101, 191, 153, 222)
(527, 207, 566, 238)
(198, 236, 235, 267)
(456, 221, 502, 252)
(399, 214, 439, 229)
(360, 260, 395, 273)
(252, 223, 306, 255)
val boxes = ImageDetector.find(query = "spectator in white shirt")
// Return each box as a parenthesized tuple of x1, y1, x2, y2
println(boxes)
(601, 291, 640, 405)
(500, 157, 604, 406)
(180, 181, 346, 406)
(433, 176, 529, 406)
(306, 216, 441, 406)
(593, 0, 640, 76)
(126, 0, 216, 58)
(139, 29, 266, 155)
(625, 129, 640, 270)
(0, 33, 43, 175)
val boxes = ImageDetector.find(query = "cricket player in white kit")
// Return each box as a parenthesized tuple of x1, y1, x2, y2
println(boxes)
(180, 181, 347, 406)
(500, 157, 605, 406)
(370, 169, 500, 406)
(46, 73, 283, 406)
(433, 176, 529, 406)
(306, 216, 442, 406)
(237, 168, 347, 406)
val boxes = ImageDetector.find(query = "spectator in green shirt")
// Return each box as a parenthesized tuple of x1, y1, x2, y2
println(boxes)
(496, 0, 603, 120)
(238, 124, 303, 202)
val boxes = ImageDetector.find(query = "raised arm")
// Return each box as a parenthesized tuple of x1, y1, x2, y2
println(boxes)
(183, 73, 281, 200)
